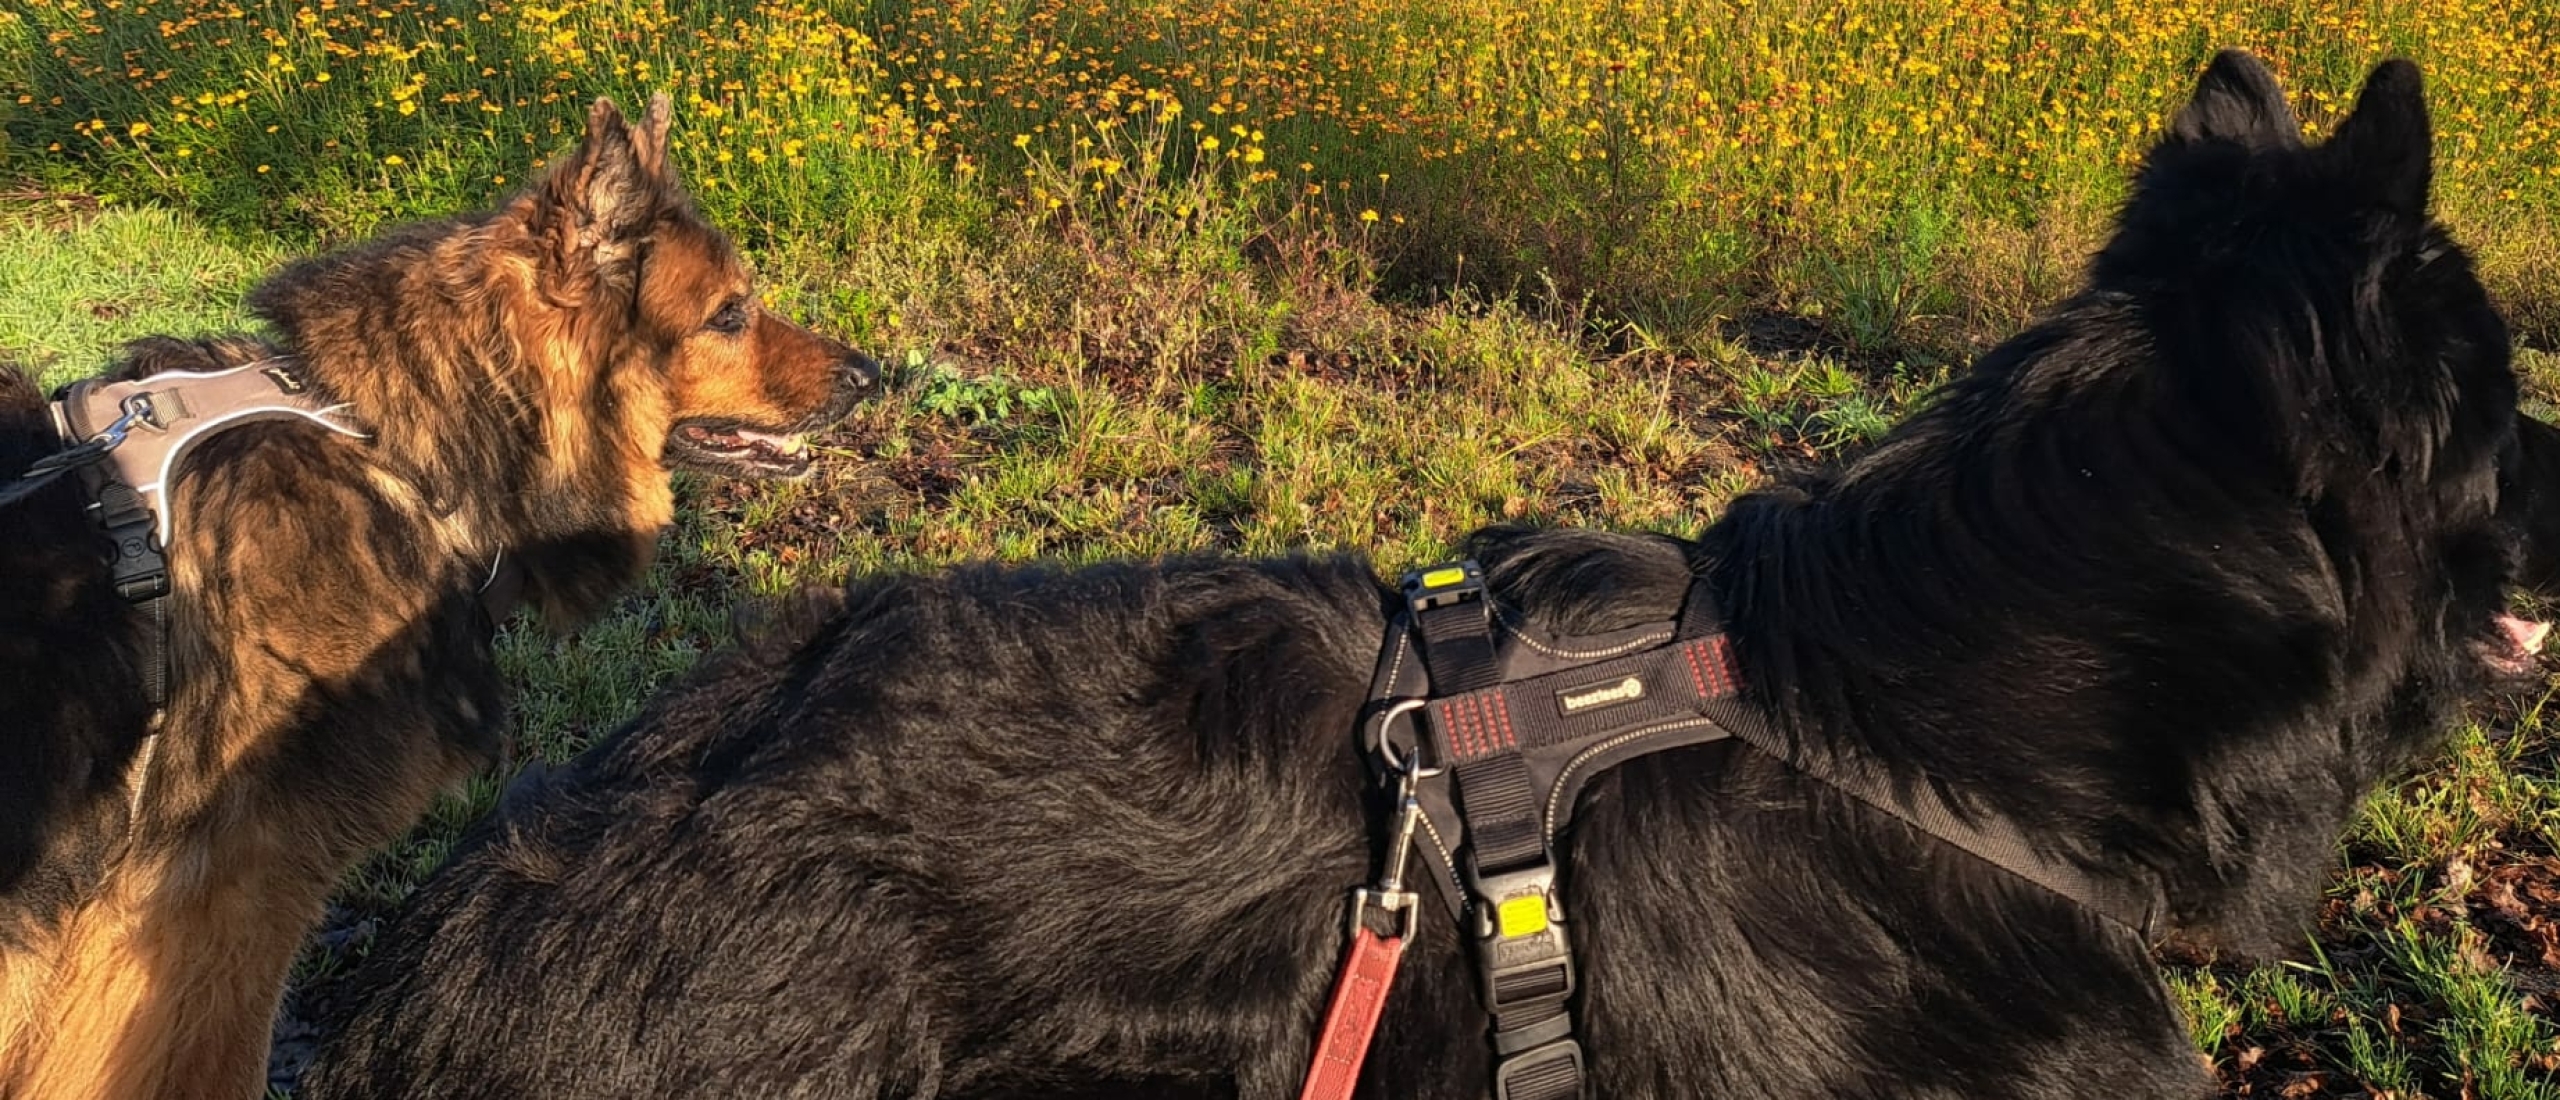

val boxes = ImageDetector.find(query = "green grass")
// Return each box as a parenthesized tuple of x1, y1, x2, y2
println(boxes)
(0, 202, 278, 386)
(2171, 702, 2560, 1098)
(8, 2, 2559, 1095)
(13, 4, 2560, 1082)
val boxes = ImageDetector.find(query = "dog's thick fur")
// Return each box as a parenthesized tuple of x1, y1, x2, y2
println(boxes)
(0, 98, 874, 1100)
(308, 55, 2556, 1099)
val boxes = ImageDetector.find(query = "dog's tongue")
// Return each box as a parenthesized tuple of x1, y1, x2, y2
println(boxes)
(2499, 613, 2551, 661)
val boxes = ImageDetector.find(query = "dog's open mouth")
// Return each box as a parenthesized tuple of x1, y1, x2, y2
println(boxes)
(666, 419, 814, 479)
(2485, 612, 2553, 677)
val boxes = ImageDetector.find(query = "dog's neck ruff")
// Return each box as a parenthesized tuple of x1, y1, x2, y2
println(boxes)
(1310, 560, 2164, 1100)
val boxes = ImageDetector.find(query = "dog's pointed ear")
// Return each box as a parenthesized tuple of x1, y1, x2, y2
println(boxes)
(2168, 50, 2302, 151)
(534, 97, 665, 290)
(629, 93, 675, 183)
(2326, 58, 2432, 218)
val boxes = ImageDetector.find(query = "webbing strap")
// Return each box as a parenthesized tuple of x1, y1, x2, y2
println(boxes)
(1410, 564, 1501, 693)
(1401, 563, 1587, 1100)
(81, 472, 171, 711)
(1451, 755, 1542, 870)
(1665, 585, 2157, 931)
(1698, 692, 2158, 932)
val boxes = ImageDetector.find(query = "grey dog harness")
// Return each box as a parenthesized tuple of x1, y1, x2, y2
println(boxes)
(0, 356, 363, 824)
(51, 358, 365, 548)
(21, 358, 364, 711)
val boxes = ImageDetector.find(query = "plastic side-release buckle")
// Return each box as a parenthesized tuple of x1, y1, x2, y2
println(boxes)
(91, 480, 169, 602)
(1465, 858, 1575, 1017)
(1400, 559, 1486, 614)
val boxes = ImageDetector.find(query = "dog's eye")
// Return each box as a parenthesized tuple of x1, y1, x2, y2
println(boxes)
(707, 300, 750, 335)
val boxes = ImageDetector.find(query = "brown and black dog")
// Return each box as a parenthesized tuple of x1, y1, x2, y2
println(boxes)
(0, 95, 874, 1099)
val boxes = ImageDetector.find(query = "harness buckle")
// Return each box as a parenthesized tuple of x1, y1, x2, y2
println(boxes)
(1491, 1035, 1585, 1100)
(1466, 857, 1584, 1100)
(1400, 559, 1486, 614)
(90, 480, 169, 602)
(1463, 858, 1576, 1017)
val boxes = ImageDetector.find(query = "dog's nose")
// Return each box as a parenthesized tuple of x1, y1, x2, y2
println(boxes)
(840, 352, 881, 390)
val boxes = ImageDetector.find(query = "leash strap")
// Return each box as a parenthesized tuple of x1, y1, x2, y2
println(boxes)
(1296, 924, 1408, 1100)
(1298, 758, 1430, 1100)
(0, 430, 124, 508)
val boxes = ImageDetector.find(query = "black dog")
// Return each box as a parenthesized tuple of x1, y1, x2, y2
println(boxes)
(305, 53, 2557, 1099)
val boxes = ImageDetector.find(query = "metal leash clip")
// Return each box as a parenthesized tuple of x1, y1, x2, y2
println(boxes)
(1350, 756, 1427, 944)
(0, 396, 148, 510)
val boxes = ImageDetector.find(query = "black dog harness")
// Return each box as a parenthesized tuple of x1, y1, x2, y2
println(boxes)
(1297, 559, 2162, 1100)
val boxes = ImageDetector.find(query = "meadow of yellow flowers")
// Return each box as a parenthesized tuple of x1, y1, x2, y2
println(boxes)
(4, 0, 2555, 338)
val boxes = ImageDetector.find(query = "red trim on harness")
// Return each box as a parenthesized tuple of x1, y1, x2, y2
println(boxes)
(1433, 693, 1521, 762)
(1683, 635, 1737, 699)
(1296, 925, 1408, 1100)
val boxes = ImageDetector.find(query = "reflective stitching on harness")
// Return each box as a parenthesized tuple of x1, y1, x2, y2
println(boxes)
(123, 721, 165, 827)
(1413, 808, 1464, 911)
(49, 357, 370, 545)
(1543, 716, 1723, 838)
(1438, 694, 1519, 761)
(1495, 609, 1671, 659)
(139, 401, 365, 545)
(1676, 636, 1737, 698)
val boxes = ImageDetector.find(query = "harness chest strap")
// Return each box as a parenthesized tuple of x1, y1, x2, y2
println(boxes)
(1392, 562, 1717, 1100)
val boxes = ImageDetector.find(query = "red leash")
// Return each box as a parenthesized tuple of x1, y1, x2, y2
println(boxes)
(1296, 756, 1428, 1100)
(1296, 921, 1409, 1100)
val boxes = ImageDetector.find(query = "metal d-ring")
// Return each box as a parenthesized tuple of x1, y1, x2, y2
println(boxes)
(1372, 698, 1444, 779)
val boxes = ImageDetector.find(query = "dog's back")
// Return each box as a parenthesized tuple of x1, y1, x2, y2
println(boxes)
(303, 551, 1402, 1097)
